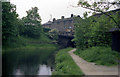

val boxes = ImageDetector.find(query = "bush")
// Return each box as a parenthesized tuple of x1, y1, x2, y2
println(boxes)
(74, 12, 120, 50)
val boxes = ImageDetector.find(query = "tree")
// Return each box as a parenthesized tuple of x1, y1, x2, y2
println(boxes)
(17, 18, 25, 35)
(78, 0, 120, 28)
(74, 13, 118, 50)
(2, 2, 19, 45)
(22, 7, 43, 38)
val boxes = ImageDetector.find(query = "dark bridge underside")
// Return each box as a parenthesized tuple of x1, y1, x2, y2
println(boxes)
(58, 35, 75, 48)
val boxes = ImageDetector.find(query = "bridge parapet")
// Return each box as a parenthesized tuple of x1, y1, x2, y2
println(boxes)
(58, 31, 74, 37)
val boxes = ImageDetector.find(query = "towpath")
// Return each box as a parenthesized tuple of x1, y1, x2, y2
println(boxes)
(68, 49, 118, 75)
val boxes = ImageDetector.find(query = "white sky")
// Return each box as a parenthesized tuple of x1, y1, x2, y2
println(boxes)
(10, 0, 117, 24)
(10, 0, 90, 24)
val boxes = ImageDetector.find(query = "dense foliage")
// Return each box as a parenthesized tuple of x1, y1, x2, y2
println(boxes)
(22, 7, 43, 38)
(73, 10, 120, 66)
(2, 2, 19, 46)
(74, 12, 120, 50)
(78, 0, 120, 28)
(2, 2, 48, 48)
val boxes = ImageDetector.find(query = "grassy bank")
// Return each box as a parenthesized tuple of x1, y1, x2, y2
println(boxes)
(52, 48, 84, 76)
(74, 46, 119, 66)
(2, 34, 53, 49)
(2, 34, 59, 75)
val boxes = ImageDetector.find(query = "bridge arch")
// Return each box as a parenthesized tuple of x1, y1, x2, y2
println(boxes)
(67, 39, 75, 48)
(58, 35, 75, 48)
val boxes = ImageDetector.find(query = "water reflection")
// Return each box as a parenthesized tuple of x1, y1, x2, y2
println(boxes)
(13, 69, 23, 75)
(3, 48, 55, 75)
(38, 65, 52, 75)
(13, 64, 52, 75)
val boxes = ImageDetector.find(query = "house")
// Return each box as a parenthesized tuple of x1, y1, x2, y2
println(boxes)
(42, 14, 81, 33)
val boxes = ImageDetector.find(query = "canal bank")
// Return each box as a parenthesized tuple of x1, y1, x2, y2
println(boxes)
(52, 48, 84, 76)
(2, 44, 59, 75)
(69, 49, 118, 75)
(2, 35, 84, 76)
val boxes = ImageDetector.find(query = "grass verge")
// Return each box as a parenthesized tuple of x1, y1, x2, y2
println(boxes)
(2, 34, 53, 49)
(74, 46, 120, 66)
(52, 48, 84, 76)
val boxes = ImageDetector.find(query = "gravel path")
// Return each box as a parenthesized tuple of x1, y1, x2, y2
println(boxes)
(68, 49, 118, 75)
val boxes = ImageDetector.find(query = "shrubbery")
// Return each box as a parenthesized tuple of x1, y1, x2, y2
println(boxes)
(74, 12, 120, 50)
(2, 2, 19, 47)
(2, 2, 50, 48)
(73, 10, 120, 66)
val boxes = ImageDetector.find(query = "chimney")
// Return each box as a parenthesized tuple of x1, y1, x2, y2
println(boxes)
(71, 14, 73, 18)
(53, 18, 56, 21)
(77, 15, 80, 17)
(61, 16, 64, 19)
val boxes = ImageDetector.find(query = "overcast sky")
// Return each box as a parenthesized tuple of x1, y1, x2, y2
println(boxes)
(10, 0, 117, 24)
(10, 0, 91, 24)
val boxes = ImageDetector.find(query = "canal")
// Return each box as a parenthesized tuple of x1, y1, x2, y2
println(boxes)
(2, 45, 58, 76)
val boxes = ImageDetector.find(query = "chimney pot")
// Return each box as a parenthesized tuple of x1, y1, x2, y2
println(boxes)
(53, 18, 56, 21)
(61, 16, 64, 19)
(71, 14, 73, 18)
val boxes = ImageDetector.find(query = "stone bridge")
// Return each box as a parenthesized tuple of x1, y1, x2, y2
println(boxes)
(57, 31, 75, 48)
(42, 14, 77, 47)
(58, 31, 74, 37)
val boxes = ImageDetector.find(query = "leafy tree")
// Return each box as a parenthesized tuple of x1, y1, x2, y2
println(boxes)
(22, 7, 43, 38)
(78, 0, 120, 28)
(2, 2, 19, 46)
(73, 0, 120, 50)
(74, 13, 119, 50)
(0, 2, 1, 25)
(17, 18, 25, 36)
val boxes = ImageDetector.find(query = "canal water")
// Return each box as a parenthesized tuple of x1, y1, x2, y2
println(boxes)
(13, 64, 53, 75)
(2, 48, 56, 76)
